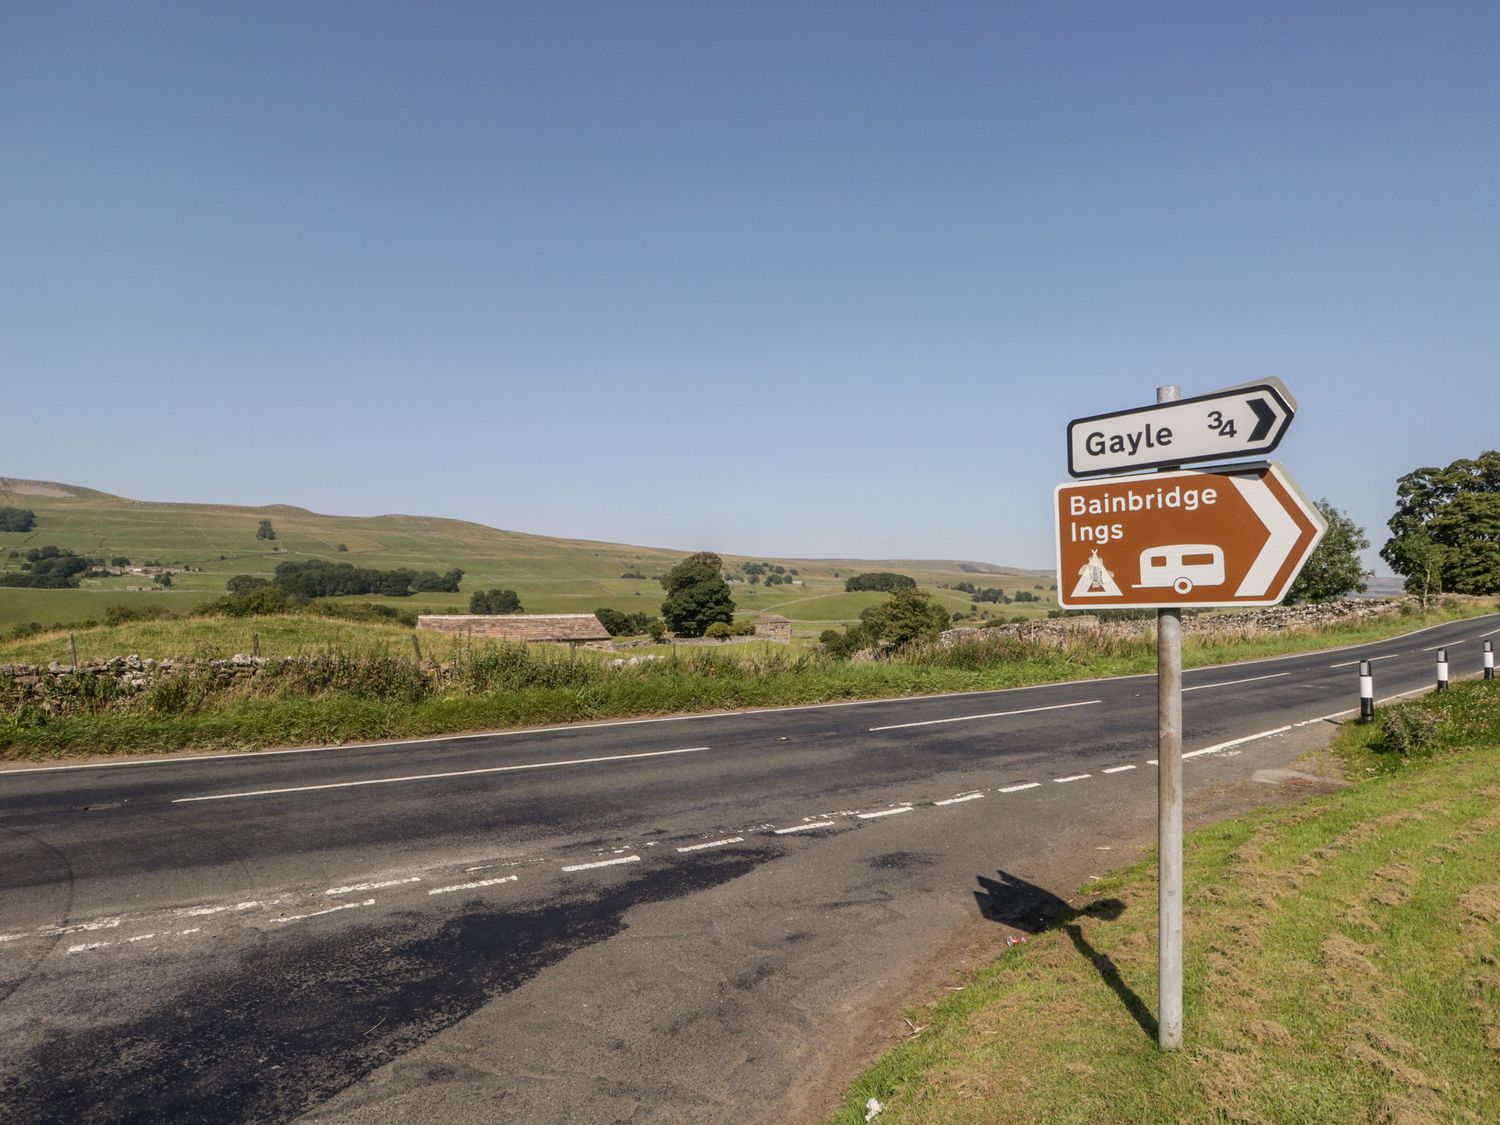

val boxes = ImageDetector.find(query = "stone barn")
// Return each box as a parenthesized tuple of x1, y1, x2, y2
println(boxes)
(754, 614, 793, 643)
(417, 613, 612, 647)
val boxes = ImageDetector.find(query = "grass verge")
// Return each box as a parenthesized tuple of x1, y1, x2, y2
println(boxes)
(1, 603, 1495, 761)
(823, 677, 1500, 1124)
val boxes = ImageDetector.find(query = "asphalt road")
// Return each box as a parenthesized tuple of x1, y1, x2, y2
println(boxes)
(1, 614, 1495, 1123)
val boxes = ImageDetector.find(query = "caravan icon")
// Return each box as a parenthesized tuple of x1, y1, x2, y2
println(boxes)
(1134, 544, 1225, 596)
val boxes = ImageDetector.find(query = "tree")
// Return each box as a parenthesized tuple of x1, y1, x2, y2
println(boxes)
(155, 572, 172, 588)
(1285, 499, 1370, 603)
(110, 556, 131, 567)
(859, 588, 950, 649)
(256, 519, 277, 541)
(659, 551, 735, 637)
(0, 507, 37, 532)
(844, 572, 917, 593)
(470, 589, 523, 615)
(1381, 451, 1500, 596)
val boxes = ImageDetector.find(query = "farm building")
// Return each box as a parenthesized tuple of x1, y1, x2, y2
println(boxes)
(754, 614, 792, 643)
(416, 613, 611, 646)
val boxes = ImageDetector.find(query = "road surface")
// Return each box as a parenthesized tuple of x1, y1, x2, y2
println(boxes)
(1, 613, 1494, 1123)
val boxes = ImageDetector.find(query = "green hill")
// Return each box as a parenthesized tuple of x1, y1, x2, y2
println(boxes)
(0, 477, 1053, 633)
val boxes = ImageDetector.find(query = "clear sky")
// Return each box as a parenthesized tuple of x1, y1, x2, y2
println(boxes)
(5, 2, 1497, 572)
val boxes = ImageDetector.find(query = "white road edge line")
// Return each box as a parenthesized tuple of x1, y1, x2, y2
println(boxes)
(1328, 654, 1399, 669)
(1102, 765, 1136, 774)
(1184, 725, 1292, 760)
(428, 875, 519, 895)
(676, 837, 745, 852)
(999, 782, 1041, 793)
(561, 855, 641, 872)
(271, 898, 375, 924)
(934, 793, 985, 806)
(857, 807, 914, 819)
(1054, 774, 1090, 783)
(773, 821, 836, 834)
(868, 699, 1101, 732)
(326, 877, 421, 896)
(171, 746, 712, 803)
(1182, 672, 1290, 692)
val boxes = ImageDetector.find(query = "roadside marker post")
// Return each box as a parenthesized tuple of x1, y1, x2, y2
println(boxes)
(1437, 649, 1450, 692)
(1484, 640, 1494, 680)
(1056, 377, 1321, 1054)
(1359, 660, 1375, 723)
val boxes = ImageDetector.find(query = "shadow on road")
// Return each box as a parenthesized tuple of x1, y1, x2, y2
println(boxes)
(974, 870, 1157, 1041)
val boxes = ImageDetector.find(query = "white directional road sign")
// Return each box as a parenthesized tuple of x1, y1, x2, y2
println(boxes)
(1067, 379, 1296, 477)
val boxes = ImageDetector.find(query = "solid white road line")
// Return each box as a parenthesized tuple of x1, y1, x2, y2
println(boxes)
(561, 855, 641, 872)
(1328, 654, 1398, 669)
(272, 899, 375, 924)
(1102, 765, 1136, 774)
(171, 746, 712, 803)
(1054, 774, 1090, 783)
(868, 699, 1101, 732)
(773, 821, 836, 834)
(934, 793, 985, 806)
(999, 782, 1041, 793)
(676, 837, 744, 852)
(428, 875, 519, 895)
(857, 807, 914, 819)
(1182, 672, 1290, 692)
(1183, 725, 1293, 760)
(325, 877, 420, 896)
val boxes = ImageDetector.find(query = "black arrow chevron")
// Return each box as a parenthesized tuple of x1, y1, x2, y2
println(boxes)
(1247, 397, 1277, 442)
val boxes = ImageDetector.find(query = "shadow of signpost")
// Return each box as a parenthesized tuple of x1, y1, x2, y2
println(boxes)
(974, 870, 1158, 1041)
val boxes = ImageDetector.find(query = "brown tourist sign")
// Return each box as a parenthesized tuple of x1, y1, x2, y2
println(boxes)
(1054, 462, 1325, 610)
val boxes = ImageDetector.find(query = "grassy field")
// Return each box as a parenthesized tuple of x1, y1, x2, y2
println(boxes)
(0, 476, 1053, 631)
(823, 679, 1500, 1124)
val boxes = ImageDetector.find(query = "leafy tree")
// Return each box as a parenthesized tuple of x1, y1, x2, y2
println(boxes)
(256, 519, 277, 541)
(470, 588, 523, 614)
(226, 575, 271, 595)
(844, 572, 917, 593)
(110, 556, 131, 567)
(659, 551, 735, 637)
(336, 544, 349, 552)
(155, 572, 173, 588)
(1381, 451, 1500, 596)
(647, 619, 667, 643)
(0, 547, 97, 588)
(595, 607, 631, 635)
(1285, 500, 1370, 603)
(859, 588, 950, 649)
(704, 621, 733, 639)
(0, 507, 36, 532)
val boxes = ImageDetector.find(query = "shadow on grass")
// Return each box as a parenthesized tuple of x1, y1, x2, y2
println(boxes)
(975, 869, 1157, 1041)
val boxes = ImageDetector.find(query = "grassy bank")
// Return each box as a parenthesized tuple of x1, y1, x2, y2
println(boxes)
(0, 603, 1495, 761)
(824, 678, 1500, 1124)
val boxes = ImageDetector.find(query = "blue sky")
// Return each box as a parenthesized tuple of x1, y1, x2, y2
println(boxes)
(4, 2, 1496, 571)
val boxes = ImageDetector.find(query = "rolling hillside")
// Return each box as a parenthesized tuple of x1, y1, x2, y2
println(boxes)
(0, 477, 1054, 633)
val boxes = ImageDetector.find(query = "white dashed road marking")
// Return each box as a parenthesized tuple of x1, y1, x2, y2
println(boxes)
(325, 877, 420, 896)
(1103, 765, 1136, 774)
(172, 746, 712, 803)
(999, 782, 1041, 793)
(676, 837, 745, 852)
(1182, 672, 1289, 692)
(561, 856, 641, 873)
(774, 821, 836, 834)
(1328, 654, 1398, 669)
(428, 875, 519, 895)
(272, 899, 376, 924)
(934, 793, 984, 806)
(868, 699, 1101, 732)
(857, 807, 914, 820)
(1054, 774, 1090, 784)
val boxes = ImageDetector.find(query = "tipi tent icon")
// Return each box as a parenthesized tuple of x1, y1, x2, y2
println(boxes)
(1072, 549, 1122, 598)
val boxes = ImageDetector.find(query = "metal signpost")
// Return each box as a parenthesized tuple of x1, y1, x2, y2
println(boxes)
(1056, 381, 1324, 1052)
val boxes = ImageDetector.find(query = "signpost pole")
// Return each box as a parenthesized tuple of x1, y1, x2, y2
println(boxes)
(1156, 384, 1184, 1051)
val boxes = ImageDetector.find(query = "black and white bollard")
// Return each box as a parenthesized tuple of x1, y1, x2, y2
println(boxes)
(1436, 648, 1449, 692)
(1359, 659, 1375, 722)
(1485, 639, 1494, 681)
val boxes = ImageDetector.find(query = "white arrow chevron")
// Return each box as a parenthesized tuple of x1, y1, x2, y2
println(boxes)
(1230, 474, 1299, 596)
